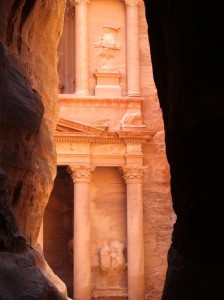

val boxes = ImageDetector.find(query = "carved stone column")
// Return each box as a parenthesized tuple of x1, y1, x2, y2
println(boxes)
(73, 0, 89, 95)
(121, 166, 146, 300)
(67, 165, 95, 300)
(125, 0, 141, 96)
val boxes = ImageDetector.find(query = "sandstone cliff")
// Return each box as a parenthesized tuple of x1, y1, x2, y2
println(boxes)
(0, 0, 67, 298)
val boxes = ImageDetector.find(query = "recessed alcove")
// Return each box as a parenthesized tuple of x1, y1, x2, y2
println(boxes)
(90, 167, 127, 297)
(43, 166, 74, 298)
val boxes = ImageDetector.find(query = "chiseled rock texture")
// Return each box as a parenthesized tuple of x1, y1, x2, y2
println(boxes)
(144, 1, 224, 299)
(0, 0, 66, 298)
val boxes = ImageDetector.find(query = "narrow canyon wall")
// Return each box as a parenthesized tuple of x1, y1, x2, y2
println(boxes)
(144, 1, 224, 299)
(0, 0, 67, 298)
(139, 5, 174, 299)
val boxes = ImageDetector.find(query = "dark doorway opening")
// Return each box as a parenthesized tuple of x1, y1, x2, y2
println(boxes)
(43, 166, 74, 298)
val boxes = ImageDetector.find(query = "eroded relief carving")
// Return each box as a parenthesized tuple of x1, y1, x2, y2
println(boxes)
(99, 240, 111, 273)
(91, 119, 111, 130)
(94, 26, 121, 69)
(99, 240, 127, 275)
(92, 119, 111, 127)
(120, 111, 142, 127)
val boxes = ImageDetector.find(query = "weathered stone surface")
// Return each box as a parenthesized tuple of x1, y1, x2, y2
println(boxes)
(0, 0, 67, 298)
(0, 251, 65, 300)
(144, 0, 224, 299)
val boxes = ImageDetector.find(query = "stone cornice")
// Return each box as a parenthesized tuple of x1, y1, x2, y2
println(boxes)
(120, 166, 147, 183)
(54, 133, 155, 144)
(67, 165, 95, 182)
(58, 94, 144, 103)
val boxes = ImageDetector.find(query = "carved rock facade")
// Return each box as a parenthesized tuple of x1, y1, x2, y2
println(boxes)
(44, 1, 173, 300)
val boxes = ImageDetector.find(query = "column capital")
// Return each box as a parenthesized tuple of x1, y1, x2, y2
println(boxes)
(65, 1, 75, 20)
(120, 166, 147, 183)
(67, 165, 95, 183)
(124, 0, 141, 7)
(71, 0, 90, 6)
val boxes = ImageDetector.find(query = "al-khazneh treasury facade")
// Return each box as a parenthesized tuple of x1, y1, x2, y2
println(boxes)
(43, 0, 174, 299)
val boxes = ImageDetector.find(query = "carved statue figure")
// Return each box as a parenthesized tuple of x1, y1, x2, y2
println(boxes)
(110, 240, 127, 272)
(99, 240, 126, 274)
(94, 26, 121, 68)
(120, 111, 142, 127)
(99, 240, 111, 274)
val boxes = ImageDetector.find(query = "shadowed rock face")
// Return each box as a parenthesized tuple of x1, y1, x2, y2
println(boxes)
(0, 0, 66, 298)
(144, 1, 224, 299)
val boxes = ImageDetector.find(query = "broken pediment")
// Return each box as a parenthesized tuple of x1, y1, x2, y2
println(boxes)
(56, 118, 106, 134)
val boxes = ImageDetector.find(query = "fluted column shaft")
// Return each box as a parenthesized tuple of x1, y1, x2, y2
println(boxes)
(67, 165, 94, 300)
(74, 0, 89, 95)
(125, 0, 141, 96)
(122, 166, 146, 300)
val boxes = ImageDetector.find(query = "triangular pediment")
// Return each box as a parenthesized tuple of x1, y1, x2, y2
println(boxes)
(56, 118, 105, 134)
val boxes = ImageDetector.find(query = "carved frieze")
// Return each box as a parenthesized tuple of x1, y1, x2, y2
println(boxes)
(67, 165, 95, 182)
(99, 240, 127, 275)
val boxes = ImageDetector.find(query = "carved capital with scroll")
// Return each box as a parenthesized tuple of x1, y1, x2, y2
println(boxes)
(70, 0, 90, 6)
(120, 166, 147, 183)
(124, 0, 141, 7)
(67, 165, 95, 183)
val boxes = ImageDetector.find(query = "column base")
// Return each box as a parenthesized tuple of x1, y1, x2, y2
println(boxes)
(75, 90, 91, 96)
(127, 92, 141, 97)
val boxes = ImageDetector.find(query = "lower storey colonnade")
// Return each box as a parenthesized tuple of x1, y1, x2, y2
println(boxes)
(66, 164, 146, 300)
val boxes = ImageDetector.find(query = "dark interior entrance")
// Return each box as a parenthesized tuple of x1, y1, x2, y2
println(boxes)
(43, 166, 74, 298)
